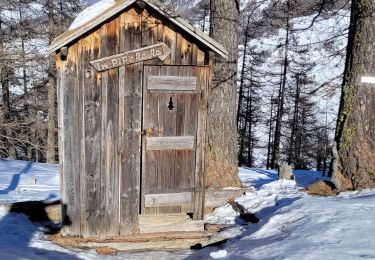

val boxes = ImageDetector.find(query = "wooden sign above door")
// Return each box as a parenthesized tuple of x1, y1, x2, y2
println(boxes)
(90, 42, 172, 72)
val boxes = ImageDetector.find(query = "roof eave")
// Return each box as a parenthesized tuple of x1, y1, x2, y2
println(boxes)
(48, 0, 228, 59)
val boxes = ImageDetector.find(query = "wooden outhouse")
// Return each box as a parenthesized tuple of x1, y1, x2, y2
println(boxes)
(49, 0, 228, 238)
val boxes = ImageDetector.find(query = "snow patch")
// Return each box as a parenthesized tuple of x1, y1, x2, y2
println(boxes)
(0, 159, 59, 204)
(210, 250, 228, 259)
(250, 212, 305, 239)
(205, 204, 238, 225)
(69, 0, 116, 30)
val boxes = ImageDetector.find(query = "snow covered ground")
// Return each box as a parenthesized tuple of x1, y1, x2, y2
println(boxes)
(0, 160, 59, 205)
(1, 160, 375, 259)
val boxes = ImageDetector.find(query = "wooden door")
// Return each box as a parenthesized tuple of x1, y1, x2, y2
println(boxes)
(142, 65, 209, 219)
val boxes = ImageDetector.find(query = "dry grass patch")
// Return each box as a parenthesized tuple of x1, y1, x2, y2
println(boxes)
(307, 181, 337, 196)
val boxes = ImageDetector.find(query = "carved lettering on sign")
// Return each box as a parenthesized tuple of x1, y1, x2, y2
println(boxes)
(90, 42, 172, 72)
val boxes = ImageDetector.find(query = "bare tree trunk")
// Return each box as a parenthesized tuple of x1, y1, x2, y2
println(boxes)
(47, 0, 56, 163)
(288, 74, 300, 165)
(296, 106, 305, 169)
(207, 0, 241, 188)
(332, 0, 375, 190)
(237, 16, 250, 127)
(19, 8, 33, 160)
(322, 101, 329, 175)
(238, 23, 250, 166)
(266, 96, 275, 170)
(270, 0, 290, 169)
(247, 90, 253, 167)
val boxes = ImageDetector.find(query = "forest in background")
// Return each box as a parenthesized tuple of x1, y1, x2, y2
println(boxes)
(0, 0, 350, 172)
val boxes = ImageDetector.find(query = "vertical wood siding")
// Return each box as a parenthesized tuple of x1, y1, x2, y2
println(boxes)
(119, 8, 142, 235)
(58, 5, 209, 238)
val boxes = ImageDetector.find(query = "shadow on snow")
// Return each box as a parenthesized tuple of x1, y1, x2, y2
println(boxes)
(0, 161, 33, 195)
(184, 196, 301, 260)
(0, 200, 81, 259)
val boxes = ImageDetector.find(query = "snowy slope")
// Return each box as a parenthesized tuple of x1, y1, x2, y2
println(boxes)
(1, 161, 375, 259)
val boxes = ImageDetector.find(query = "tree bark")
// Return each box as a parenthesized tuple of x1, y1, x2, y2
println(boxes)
(270, 0, 290, 170)
(47, 0, 56, 163)
(266, 99, 274, 170)
(207, 0, 241, 188)
(333, 0, 375, 190)
(288, 75, 300, 165)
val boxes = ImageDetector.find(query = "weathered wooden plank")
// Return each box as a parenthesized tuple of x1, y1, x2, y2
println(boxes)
(80, 29, 102, 238)
(120, 9, 142, 235)
(99, 17, 120, 238)
(141, 14, 171, 207)
(176, 66, 198, 190)
(77, 36, 86, 237)
(79, 235, 227, 252)
(176, 33, 193, 65)
(142, 189, 248, 209)
(160, 17, 177, 65)
(141, 8, 163, 66)
(142, 66, 160, 214)
(61, 43, 81, 236)
(156, 66, 179, 213)
(139, 214, 204, 233)
(140, 9, 163, 214)
(147, 76, 197, 91)
(146, 136, 195, 151)
(197, 49, 206, 66)
(118, 33, 126, 236)
(174, 70, 188, 190)
(193, 66, 209, 220)
(144, 192, 192, 208)
(56, 54, 66, 234)
(78, 41, 85, 236)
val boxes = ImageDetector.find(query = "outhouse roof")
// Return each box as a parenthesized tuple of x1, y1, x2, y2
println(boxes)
(48, 0, 228, 58)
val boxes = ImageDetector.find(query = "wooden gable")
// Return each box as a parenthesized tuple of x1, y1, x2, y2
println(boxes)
(49, 0, 228, 59)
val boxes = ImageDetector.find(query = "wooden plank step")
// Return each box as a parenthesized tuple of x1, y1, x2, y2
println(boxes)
(78, 234, 228, 252)
(52, 231, 230, 253)
(139, 213, 204, 233)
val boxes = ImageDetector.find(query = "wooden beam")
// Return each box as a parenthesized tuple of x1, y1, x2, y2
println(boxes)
(60, 47, 68, 60)
(146, 136, 195, 151)
(139, 214, 204, 233)
(78, 235, 228, 252)
(144, 189, 248, 209)
(144, 192, 192, 208)
(147, 76, 197, 91)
